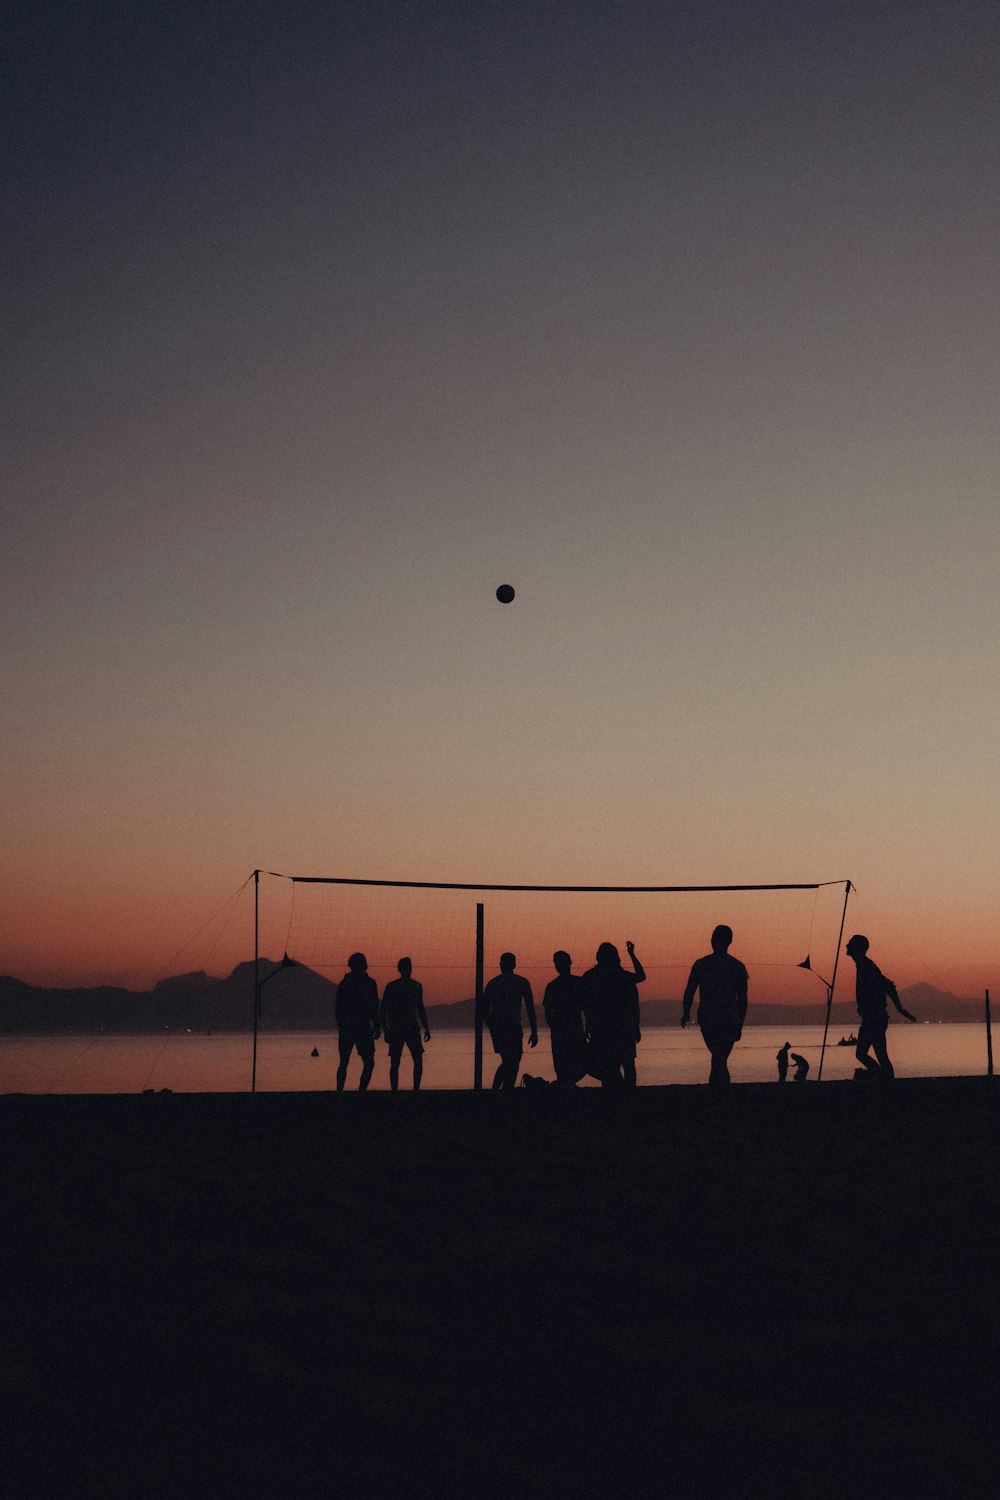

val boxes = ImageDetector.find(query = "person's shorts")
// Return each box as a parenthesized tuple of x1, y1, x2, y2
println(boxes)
(387, 1026, 423, 1060)
(339, 1028, 375, 1065)
(550, 1029, 589, 1083)
(699, 1018, 739, 1056)
(857, 1016, 888, 1047)
(490, 1028, 523, 1060)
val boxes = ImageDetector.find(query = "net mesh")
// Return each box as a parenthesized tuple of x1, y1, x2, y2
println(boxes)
(281, 877, 849, 1007)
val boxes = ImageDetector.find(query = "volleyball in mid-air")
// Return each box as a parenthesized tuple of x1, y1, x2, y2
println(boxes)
(496, 584, 515, 603)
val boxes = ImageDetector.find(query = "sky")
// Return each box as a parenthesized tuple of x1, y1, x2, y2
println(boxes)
(3, 0, 998, 999)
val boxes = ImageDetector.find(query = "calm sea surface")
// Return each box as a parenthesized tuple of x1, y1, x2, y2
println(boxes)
(0, 1024, 992, 1094)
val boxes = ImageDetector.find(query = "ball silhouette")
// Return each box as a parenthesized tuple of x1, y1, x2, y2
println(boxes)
(496, 584, 515, 603)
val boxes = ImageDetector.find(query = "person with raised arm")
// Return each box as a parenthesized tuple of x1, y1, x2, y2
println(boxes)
(846, 934, 916, 1080)
(380, 957, 431, 1091)
(335, 952, 381, 1091)
(681, 925, 748, 1087)
(582, 943, 642, 1088)
(483, 952, 537, 1090)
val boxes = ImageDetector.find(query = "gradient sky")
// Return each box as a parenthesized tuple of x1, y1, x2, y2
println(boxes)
(4, 0, 998, 997)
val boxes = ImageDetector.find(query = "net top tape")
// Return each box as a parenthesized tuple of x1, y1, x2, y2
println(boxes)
(261, 872, 850, 894)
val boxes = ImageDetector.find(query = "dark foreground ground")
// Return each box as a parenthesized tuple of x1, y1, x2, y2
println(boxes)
(4, 1079, 1000, 1497)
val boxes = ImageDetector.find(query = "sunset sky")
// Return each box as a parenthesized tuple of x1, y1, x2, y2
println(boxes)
(4, 0, 998, 999)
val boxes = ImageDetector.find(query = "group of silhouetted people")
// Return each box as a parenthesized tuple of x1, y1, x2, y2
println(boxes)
(485, 939, 646, 1090)
(335, 953, 430, 1091)
(332, 929, 915, 1090)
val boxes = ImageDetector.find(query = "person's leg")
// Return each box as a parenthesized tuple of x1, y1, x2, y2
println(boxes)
(855, 1022, 881, 1074)
(388, 1048, 400, 1092)
(407, 1036, 423, 1090)
(871, 1027, 894, 1079)
(504, 1040, 524, 1089)
(705, 1027, 735, 1086)
(622, 1055, 637, 1088)
(358, 1038, 375, 1091)
(336, 1034, 353, 1091)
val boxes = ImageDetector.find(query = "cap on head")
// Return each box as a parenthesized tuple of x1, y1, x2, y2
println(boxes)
(499, 951, 516, 972)
(846, 934, 869, 956)
(596, 942, 619, 964)
(711, 925, 733, 951)
(348, 952, 367, 972)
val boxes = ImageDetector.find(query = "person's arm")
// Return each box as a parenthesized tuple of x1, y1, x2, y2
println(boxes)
(415, 982, 430, 1040)
(542, 980, 555, 1032)
(681, 965, 698, 1027)
(524, 980, 538, 1047)
(370, 979, 381, 1040)
(482, 980, 493, 1029)
(379, 988, 389, 1037)
(335, 981, 344, 1030)
(625, 941, 646, 984)
(630, 982, 641, 1044)
(887, 975, 917, 1022)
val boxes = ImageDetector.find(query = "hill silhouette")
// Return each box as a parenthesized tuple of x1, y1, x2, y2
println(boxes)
(0, 965, 980, 1034)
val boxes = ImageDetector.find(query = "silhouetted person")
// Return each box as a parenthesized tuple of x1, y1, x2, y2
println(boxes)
(335, 952, 380, 1091)
(791, 1051, 810, 1081)
(483, 952, 537, 1089)
(777, 1040, 792, 1083)
(582, 942, 642, 1088)
(543, 951, 589, 1085)
(681, 925, 748, 1087)
(846, 934, 916, 1080)
(380, 957, 430, 1091)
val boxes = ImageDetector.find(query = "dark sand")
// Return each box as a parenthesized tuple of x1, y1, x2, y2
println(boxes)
(4, 1079, 999, 1496)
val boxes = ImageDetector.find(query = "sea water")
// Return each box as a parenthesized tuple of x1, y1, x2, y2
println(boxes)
(0, 1023, 991, 1094)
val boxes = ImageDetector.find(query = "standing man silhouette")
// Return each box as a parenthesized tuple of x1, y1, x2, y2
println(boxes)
(543, 951, 589, 1086)
(777, 1041, 792, 1083)
(681, 925, 748, 1087)
(483, 952, 537, 1089)
(335, 952, 380, 1091)
(380, 957, 431, 1091)
(846, 934, 916, 1079)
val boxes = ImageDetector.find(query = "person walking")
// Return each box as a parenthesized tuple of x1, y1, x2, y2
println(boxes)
(483, 952, 537, 1089)
(335, 952, 380, 1091)
(681, 926, 748, 1087)
(846, 934, 916, 1080)
(380, 957, 430, 1091)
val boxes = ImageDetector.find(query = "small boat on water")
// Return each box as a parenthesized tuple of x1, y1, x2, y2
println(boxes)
(836, 1034, 858, 1047)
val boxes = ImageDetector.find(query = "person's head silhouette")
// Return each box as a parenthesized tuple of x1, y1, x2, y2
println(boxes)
(846, 934, 869, 958)
(711, 925, 733, 953)
(596, 942, 619, 966)
(553, 950, 572, 975)
(499, 952, 516, 974)
(347, 952, 368, 974)
(397, 957, 412, 978)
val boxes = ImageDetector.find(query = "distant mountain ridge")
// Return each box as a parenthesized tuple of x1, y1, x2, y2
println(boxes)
(0, 964, 981, 1034)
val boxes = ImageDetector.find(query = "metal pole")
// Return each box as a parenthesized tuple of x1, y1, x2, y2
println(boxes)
(817, 880, 852, 1082)
(252, 869, 260, 1094)
(986, 989, 993, 1078)
(474, 902, 484, 1091)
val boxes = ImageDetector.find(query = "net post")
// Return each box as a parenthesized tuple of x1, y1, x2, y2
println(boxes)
(474, 902, 484, 1091)
(817, 880, 852, 1082)
(986, 990, 993, 1078)
(252, 870, 260, 1094)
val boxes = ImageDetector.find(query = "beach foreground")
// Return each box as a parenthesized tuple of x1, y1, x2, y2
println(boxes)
(4, 1079, 999, 1496)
